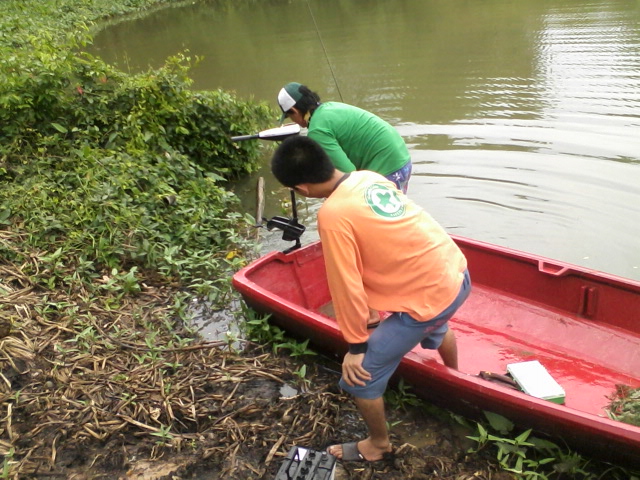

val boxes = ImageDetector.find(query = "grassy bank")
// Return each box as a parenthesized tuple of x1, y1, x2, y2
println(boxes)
(0, 0, 281, 477)
(0, 0, 275, 288)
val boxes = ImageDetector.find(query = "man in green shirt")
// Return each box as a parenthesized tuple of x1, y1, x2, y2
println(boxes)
(277, 82, 412, 192)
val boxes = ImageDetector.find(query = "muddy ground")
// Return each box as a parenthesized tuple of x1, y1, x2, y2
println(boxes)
(2, 333, 512, 480)
(59, 359, 514, 480)
(1, 250, 516, 480)
(2, 316, 635, 479)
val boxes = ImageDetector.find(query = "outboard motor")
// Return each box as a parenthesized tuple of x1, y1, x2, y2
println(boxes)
(262, 189, 305, 253)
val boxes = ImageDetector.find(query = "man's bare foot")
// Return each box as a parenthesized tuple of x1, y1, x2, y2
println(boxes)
(327, 438, 391, 462)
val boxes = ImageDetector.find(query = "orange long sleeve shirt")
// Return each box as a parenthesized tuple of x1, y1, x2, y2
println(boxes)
(318, 171, 468, 344)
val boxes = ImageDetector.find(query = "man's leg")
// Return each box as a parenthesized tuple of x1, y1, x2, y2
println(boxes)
(434, 270, 470, 370)
(330, 311, 447, 461)
(327, 396, 392, 461)
(437, 328, 458, 370)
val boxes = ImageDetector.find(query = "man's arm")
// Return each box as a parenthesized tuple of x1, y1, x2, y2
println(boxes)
(321, 229, 370, 345)
(308, 129, 357, 173)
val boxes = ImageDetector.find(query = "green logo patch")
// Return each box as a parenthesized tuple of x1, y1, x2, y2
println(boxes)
(365, 184, 405, 218)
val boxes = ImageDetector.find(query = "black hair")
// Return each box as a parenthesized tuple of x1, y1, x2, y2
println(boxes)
(294, 85, 321, 115)
(271, 136, 335, 188)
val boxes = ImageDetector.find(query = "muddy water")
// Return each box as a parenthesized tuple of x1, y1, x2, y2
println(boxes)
(90, 0, 640, 282)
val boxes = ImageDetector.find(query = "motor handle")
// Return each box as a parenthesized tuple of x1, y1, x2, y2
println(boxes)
(230, 134, 259, 141)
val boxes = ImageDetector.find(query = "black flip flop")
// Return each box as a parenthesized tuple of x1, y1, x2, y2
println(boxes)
(340, 442, 365, 462)
(330, 442, 392, 463)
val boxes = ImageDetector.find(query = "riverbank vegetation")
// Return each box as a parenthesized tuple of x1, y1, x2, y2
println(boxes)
(1, 1, 639, 479)
(1, 0, 278, 477)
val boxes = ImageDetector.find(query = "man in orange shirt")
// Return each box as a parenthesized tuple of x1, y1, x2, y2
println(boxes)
(271, 136, 471, 463)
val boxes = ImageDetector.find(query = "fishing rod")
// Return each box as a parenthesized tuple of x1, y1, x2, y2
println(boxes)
(306, 0, 344, 102)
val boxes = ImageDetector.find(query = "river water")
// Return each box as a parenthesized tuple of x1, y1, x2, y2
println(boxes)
(89, 0, 640, 282)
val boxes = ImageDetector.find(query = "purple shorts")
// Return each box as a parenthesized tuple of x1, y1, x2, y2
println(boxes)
(384, 161, 412, 194)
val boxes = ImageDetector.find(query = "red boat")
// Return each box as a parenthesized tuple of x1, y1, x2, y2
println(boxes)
(232, 236, 640, 466)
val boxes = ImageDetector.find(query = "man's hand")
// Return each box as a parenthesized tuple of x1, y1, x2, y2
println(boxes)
(341, 352, 371, 387)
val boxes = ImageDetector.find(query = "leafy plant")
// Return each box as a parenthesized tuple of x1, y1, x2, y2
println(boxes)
(607, 384, 640, 427)
(1, 447, 15, 479)
(467, 411, 639, 480)
(275, 338, 317, 358)
(384, 378, 423, 411)
(242, 310, 284, 346)
(292, 364, 312, 388)
(151, 424, 174, 446)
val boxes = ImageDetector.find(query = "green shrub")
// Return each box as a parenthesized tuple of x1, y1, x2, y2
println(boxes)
(0, 3, 274, 303)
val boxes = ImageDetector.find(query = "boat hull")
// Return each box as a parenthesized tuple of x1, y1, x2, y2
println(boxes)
(232, 237, 640, 466)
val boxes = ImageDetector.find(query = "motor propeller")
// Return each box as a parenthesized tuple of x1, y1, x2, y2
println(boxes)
(255, 178, 305, 253)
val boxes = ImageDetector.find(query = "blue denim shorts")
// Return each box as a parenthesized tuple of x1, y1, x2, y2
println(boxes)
(339, 269, 471, 399)
(384, 161, 412, 194)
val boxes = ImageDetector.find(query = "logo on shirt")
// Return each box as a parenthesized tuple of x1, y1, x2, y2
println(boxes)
(365, 184, 405, 218)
